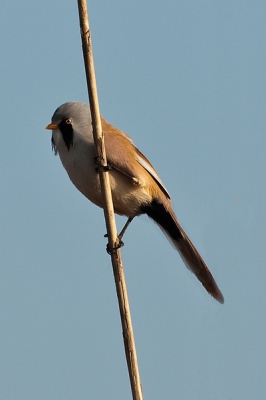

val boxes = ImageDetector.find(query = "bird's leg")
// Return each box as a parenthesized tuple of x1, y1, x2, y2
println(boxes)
(105, 217, 134, 254)
(118, 216, 134, 241)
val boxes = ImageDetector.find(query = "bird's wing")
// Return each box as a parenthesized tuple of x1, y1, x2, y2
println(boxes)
(135, 147, 170, 198)
(102, 117, 170, 198)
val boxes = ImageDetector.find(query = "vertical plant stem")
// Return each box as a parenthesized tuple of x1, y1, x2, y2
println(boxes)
(77, 1, 144, 399)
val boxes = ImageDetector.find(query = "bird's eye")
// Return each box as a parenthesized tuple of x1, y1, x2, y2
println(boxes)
(65, 118, 72, 125)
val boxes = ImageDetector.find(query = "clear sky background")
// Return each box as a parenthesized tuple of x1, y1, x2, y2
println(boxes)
(1, 1, 265, 399)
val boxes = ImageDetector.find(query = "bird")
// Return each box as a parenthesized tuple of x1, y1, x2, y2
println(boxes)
(46, 101, 224, 303)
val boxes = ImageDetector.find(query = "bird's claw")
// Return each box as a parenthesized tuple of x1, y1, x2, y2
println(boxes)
(94, 157, 111, 173)
(106, 239, 124, 255)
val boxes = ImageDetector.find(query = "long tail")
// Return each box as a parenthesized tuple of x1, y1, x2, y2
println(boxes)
(142, 199, 224, 303)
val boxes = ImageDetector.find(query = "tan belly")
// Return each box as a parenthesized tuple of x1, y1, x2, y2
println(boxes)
(56, 137, 153, 217)
(72, 167, 151, 217)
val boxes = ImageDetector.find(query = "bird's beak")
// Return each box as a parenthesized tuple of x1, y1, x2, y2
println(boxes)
(46, 122, 58, 130)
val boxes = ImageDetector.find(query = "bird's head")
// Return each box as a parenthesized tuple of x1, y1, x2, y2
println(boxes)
(46, 102, 93, 153)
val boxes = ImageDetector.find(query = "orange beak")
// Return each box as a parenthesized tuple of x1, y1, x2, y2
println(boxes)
(46, 122, 58, 130)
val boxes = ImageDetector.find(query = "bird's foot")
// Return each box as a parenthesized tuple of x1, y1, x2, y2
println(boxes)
(94, 156, 111, 173)
(104, 216, 134, 254)
(106, 238, 124, 255)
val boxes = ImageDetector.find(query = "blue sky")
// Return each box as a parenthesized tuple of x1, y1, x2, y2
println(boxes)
(1, 1, 266, 399)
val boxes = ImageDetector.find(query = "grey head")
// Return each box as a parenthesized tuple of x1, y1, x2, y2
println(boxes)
(51, 102, 91, 124)
(49, 102, 93, 152)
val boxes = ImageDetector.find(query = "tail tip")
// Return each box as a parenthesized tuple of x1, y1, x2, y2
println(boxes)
(214, 290, 224, 304)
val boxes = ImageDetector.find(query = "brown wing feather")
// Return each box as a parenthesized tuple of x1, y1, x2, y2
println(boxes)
(102, 117, 170, 198)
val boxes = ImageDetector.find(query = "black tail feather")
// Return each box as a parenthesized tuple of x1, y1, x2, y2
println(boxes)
(141, 199, 224, 303)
